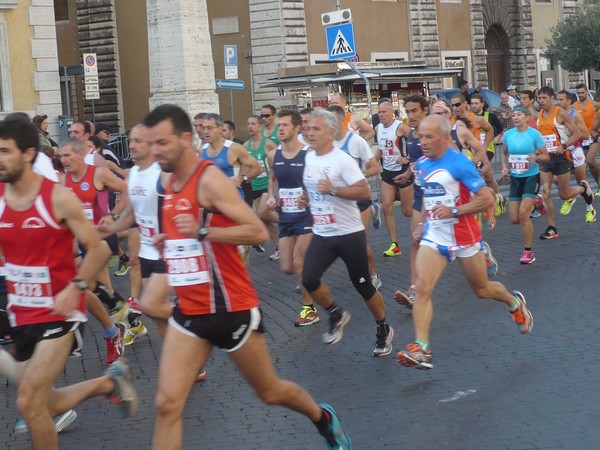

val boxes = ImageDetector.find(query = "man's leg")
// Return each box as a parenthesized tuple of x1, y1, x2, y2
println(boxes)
(152, 325, 212, 450)
(556, 172, 584, 201)
(540, 171, 556, 227)
(255, 193, 279, 247)
(380, 181, 398, 244)
(293, 233, 316, 308)
(302, 235, 338, 310)
(140, 273, 171, 336)
(128, 228, 142, 301)
(398, 184, 414, 218)
(458, 251, 515, 307)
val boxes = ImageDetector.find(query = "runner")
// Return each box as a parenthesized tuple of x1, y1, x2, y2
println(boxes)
(260, 104, 280, 146)
(374, 98, 413, 257)
(266, 110, 318, 326)
(0, 117, 137, 449)
(143, 104, 351, 450)
(329, 92, 375, 141)
(536, 86, 593, 239)
(397, 115, 533, 370)
(574, 84, 600, 194)
(300, 109, 394, 356)
(298, 107, 314, 146)
(501, 106, 550, 264)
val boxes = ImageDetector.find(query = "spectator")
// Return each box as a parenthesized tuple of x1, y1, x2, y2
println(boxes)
(506, 84, 522, 108)
(94, 123, 124, 168)
(222, 120, 245, 144)
(495, 92, 514, 130)
(32, 114, 58, 150)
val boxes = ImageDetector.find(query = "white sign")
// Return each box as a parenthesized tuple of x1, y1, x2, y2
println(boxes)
(224, 45, 238, 80)
(85, 84, 99, 92)
(85, 76, 98, 84)
(85, 91, 100, 100)
(83, 53, 98, 77)
(212, 16, 239, 35)
(225, 65, 238, 80)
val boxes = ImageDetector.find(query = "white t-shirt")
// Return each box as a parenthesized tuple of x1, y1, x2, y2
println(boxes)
(33, 152, 58, 182)
(303, 148, 366, 237)
(333, 132, 373, 172)
(298, 133, 308, 146)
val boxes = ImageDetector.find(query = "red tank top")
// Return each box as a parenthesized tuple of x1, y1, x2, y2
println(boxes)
(65, 165, 109, 224)
(0, 178, 85, 326)
(162, 160, 259, 315)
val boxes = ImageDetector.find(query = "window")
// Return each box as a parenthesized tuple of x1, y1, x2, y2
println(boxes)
(54, 0, 69, 21)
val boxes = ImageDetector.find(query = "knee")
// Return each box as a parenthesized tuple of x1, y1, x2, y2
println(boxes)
(401, 204, 413, 217)
(301, 276, 320, 293)
(280, 262, 294, 276)
(511, 214, 520, 224)
(382, 201, 393, 214)
(558, 191, 571, 201)
(256, 383, 286, 406)
(16, 382, 41, 418)
(292, 256, 304, 275)
(517, 209, 530, 223)
(155, 391, 183, 418)
(472, 285, 489, 299)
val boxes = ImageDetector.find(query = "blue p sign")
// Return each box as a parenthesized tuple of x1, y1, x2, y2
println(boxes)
(224, 45, 237, 66)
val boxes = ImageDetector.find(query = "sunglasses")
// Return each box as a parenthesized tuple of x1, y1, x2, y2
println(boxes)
(452, 103, 462, 108)
(260, 114, 272, 118)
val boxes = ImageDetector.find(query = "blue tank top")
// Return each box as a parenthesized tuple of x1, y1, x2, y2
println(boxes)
(201, 141, 234, 177)
(406, 129, 422, 163)
(272, 146, 312, 224)
(450, 125, 464, 152)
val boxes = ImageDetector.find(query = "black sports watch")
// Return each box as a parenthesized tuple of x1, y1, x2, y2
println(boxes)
(451, 207, 459, 218)
(197, 226, 209, 241)
(72, 279, 88, 291)
(562, 143, 568, 150)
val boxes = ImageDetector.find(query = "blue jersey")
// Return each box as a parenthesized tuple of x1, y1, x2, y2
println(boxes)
(201, 141, 234, 177)
(272, 146, 312, 224)
(502, 127, 544, 178)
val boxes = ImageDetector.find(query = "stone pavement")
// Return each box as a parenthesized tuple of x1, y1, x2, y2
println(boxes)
(2, 182, 600, 449)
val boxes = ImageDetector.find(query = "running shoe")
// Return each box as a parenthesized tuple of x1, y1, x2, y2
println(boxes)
(483, 204, 496, 229)
(383, 243, 401, 257)
(534, 194, 546, 215)
(530, 210, 541, 218)
(373, 325, 394, 357)
(580, 180, 594, 205)
(511, 291, 533, 335)
(294, 284, 301, 293)
(559, 197, 576, 215)
(595, 187, 600, 197)
(123, 322, 148, 346)
(394, 285, 415, 310)
(15, 409, 78, 434)
(295, 305, 319, 327)
(105, 322, 126, 364)
(114, 261, 130, 277)
(481, 241, 498, 277)
(317, 403, 352, 450)
(104, 358, 138, 418)
(196, 369, 207, 382)
(494, 193, 507, 216)
(253, 244, 265, 253)
(269, 247, 280, 261)
(371, 275, 382, 291)
(370, 201, 381, 230)
(397, 342, 433, 370)
(539, 225, 559, 240)
(586, 207, 597, 223)
(127, 297, 142, 316)
(519, 250, 536, 265)
(108, 255, 118, 268)
(322, 309, 351, 345)
(109, 301, 129, 323)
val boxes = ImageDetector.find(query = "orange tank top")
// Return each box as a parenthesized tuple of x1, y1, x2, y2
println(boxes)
(575, 100, 596, 132)
(162, 160, 259, 315)
(452, 112, 480, 141)
(537, 106, 561, 153)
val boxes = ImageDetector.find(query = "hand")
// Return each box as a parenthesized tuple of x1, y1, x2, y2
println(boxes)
(173, 213, 199, 237)
(297, 192, 308, 209)
(229, 176, 243, 187)
(393, 171, 411, 185)
(396, 156, 409, 165)
(98, 214, 115, 227)
(52, 284, 81, 317)
(502, 166, 509, 177)
(555, 145, 564, 155)
(152, 233, 168, 256)
(527, 154, 537, 164)
(265, 195, 277, 209)
(431, 204, 452, 220)
(316, 173, 332, 194)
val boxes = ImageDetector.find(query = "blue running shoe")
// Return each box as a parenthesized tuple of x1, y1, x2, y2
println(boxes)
(370, 201, 381, 230)
(104, 358, 138, 418)
(15, 409, 78, 434)
(318, 403, 352, 449)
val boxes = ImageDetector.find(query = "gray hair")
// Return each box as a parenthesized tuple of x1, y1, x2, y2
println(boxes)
(204, 113, 224, 127)
(59, 137, 86, 153)
(310, 108, 338, 135)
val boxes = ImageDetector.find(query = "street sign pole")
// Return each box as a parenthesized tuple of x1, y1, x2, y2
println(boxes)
(230, 90, 234, 123)
(91, 100, 95, 123)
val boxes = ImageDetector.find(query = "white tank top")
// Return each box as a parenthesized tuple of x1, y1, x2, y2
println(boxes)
(377, 120, 404, 171)
(128, 162, 162, 260)
(84, 150, 96, 166)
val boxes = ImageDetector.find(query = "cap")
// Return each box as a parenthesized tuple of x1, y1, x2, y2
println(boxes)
(95, 122, 110, 134)
(507, 84, 516, 90)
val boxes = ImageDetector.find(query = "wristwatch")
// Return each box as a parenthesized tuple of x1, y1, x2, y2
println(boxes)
(242, 175, 249, 183)
(451, 207, 459, 218)
(197, 226, 209, 241)
(72, 279, 88, 291)
(329, 185, 339, 196)
(562, 143, 568, 150)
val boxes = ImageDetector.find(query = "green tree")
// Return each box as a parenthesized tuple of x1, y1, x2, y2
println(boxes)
(544, 3, 600, 72)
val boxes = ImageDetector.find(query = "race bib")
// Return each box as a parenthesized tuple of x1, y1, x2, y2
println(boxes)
(279, 188, 304, 213)
(543, 134, 558, 152)
(423, 195, 458, 228)
(571, 147, 586, 166)
(164, 239, 210, 287)
(137, 214, 158, 245)
(311, 202, 337, 234)
(381, 140, 395, 157)
(5, 263, 53, 308)
(479, 132, 486, 146)
(508, 154, 530, 174)
(82, 203, 94, 221)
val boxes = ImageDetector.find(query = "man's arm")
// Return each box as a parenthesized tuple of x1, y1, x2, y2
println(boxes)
(266, 149, 279, 209)
(351, 115, 374, 141)
(431, 185, 494, 219)
(95, 167, 130, 218)
(458, 127, 489, 172)
(231, 143, 264, 182)
(475, 116, 494, 149)
(573, 111, 590, 138)
(558, 109, 584, 148)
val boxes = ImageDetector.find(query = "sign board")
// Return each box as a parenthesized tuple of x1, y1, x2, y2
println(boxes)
(225, 65, 238, 80)
(224, 45, 238, 80)
(85, 76, 98, 84)
(85, 91, 100, 100)
(215, 79, 245, 90)
(83, 53, 98, 76)
(212, 16, 239, 35)
(325, 23, 356, 61)
(85, 84, 99, 92)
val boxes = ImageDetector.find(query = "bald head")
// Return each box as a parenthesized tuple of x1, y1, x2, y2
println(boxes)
(329, 92, 347, 108)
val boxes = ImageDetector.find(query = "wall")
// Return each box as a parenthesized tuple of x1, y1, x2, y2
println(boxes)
(436, 0, 471, 50)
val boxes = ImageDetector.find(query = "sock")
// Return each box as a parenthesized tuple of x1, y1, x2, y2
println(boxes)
(509, 297, 520, 312)
(587, 204, 593, 211)
(128, 316, 140, 327)
(119, 253, 129, 264)
(415, 339, 430, 351)
(104, 323, 118, 339)
(304, 304, 316, 311)
(314, 409, 331, 435)
(525, 247, 532, 252)
(326, 303, 342, 322)
(376, 318, 389, 335)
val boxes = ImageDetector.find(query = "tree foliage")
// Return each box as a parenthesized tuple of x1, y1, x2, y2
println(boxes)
(544, 3, 600, 72)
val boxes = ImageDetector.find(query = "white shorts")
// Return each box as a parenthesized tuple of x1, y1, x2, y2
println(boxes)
(420, 239, 481, 262)
(570, 146, 586, 169)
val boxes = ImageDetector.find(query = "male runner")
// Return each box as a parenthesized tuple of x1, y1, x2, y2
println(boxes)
(397, 115, 533, 370)
(222, 120, 244, 145)
(329, 92, 375, 141)
(299, 107, 314, 145)
(300, 109, 394, 356)
(266, 110, 318, 326)
(69, 121, 110, 168)
(260, 104, 280, 146)
(192, 112, 207, 150)
(374, 98, 413, 257)
(0, 117, 137, 449)
(536, 86, 593, 239)
(143, 104, 351, 450)
(574, 84, 600, 194)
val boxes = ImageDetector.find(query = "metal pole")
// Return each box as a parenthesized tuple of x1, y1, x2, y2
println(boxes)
(336, 0, 340, 10)
(345, 59, 372, 126)
(230, 90, 234, 121)
(91, 100, 96, 123)
(63, 68, 71, 117)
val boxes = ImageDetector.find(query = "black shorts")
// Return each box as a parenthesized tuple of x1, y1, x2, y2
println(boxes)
(241, 183, 253, 207)
(509, 174, 540, 201)
(140, 257, 166, 279)
(381, 167, 413, 188)
(79, 233, 119, 257)
(11, 321, 84, 362)
(357, 199, 372, 212)
(486, 150, 495, 162)
(0, 277, 11, 343)
(279, 220, 313, 238)
(170, 307, 265, 352)
(539, 153, 572, 176)
(252, 188, 268, 201)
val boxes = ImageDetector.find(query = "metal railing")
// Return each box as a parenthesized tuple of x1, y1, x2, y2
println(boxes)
(108, 129, 132, 162)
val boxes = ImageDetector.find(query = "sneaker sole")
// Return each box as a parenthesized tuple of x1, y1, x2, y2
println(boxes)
(294, 316, 320, 327)
(322, 312, 351, 345)
(373, 327, 394, 357)
(383, 251, 401, 257)
(540, 233, 559, 240)
(397, 351, 433, 370)
(520, 257, 536, 264)
(393, 291, 414, 310)
(55, 409, 77, 433)
(114, 267, 131, 277)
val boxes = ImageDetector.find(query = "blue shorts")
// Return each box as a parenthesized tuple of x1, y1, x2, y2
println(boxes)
(279, 220, 313, 238)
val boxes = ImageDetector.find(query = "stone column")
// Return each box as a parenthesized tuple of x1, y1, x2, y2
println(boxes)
(470, 0, 488, 87)
(146, 0, 219, 116)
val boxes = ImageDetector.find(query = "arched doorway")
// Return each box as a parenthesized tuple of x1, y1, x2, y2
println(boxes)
(485, 25, 510, 93)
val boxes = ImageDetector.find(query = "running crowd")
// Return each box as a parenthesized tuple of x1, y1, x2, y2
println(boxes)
(0, 83, 597, 449)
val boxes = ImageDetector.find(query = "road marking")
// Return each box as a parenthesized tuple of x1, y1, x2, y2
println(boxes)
(439, 389, 477, 403)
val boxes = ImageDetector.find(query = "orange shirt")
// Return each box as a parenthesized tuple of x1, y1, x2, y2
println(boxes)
(574, 100, 596, 132)
(537, 106, 561, 152)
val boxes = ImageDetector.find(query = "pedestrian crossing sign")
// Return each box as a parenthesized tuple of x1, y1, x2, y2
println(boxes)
(326, 23, 356, 61)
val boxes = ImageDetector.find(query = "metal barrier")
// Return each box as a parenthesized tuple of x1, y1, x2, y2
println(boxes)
(108, 130, 131, 162)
